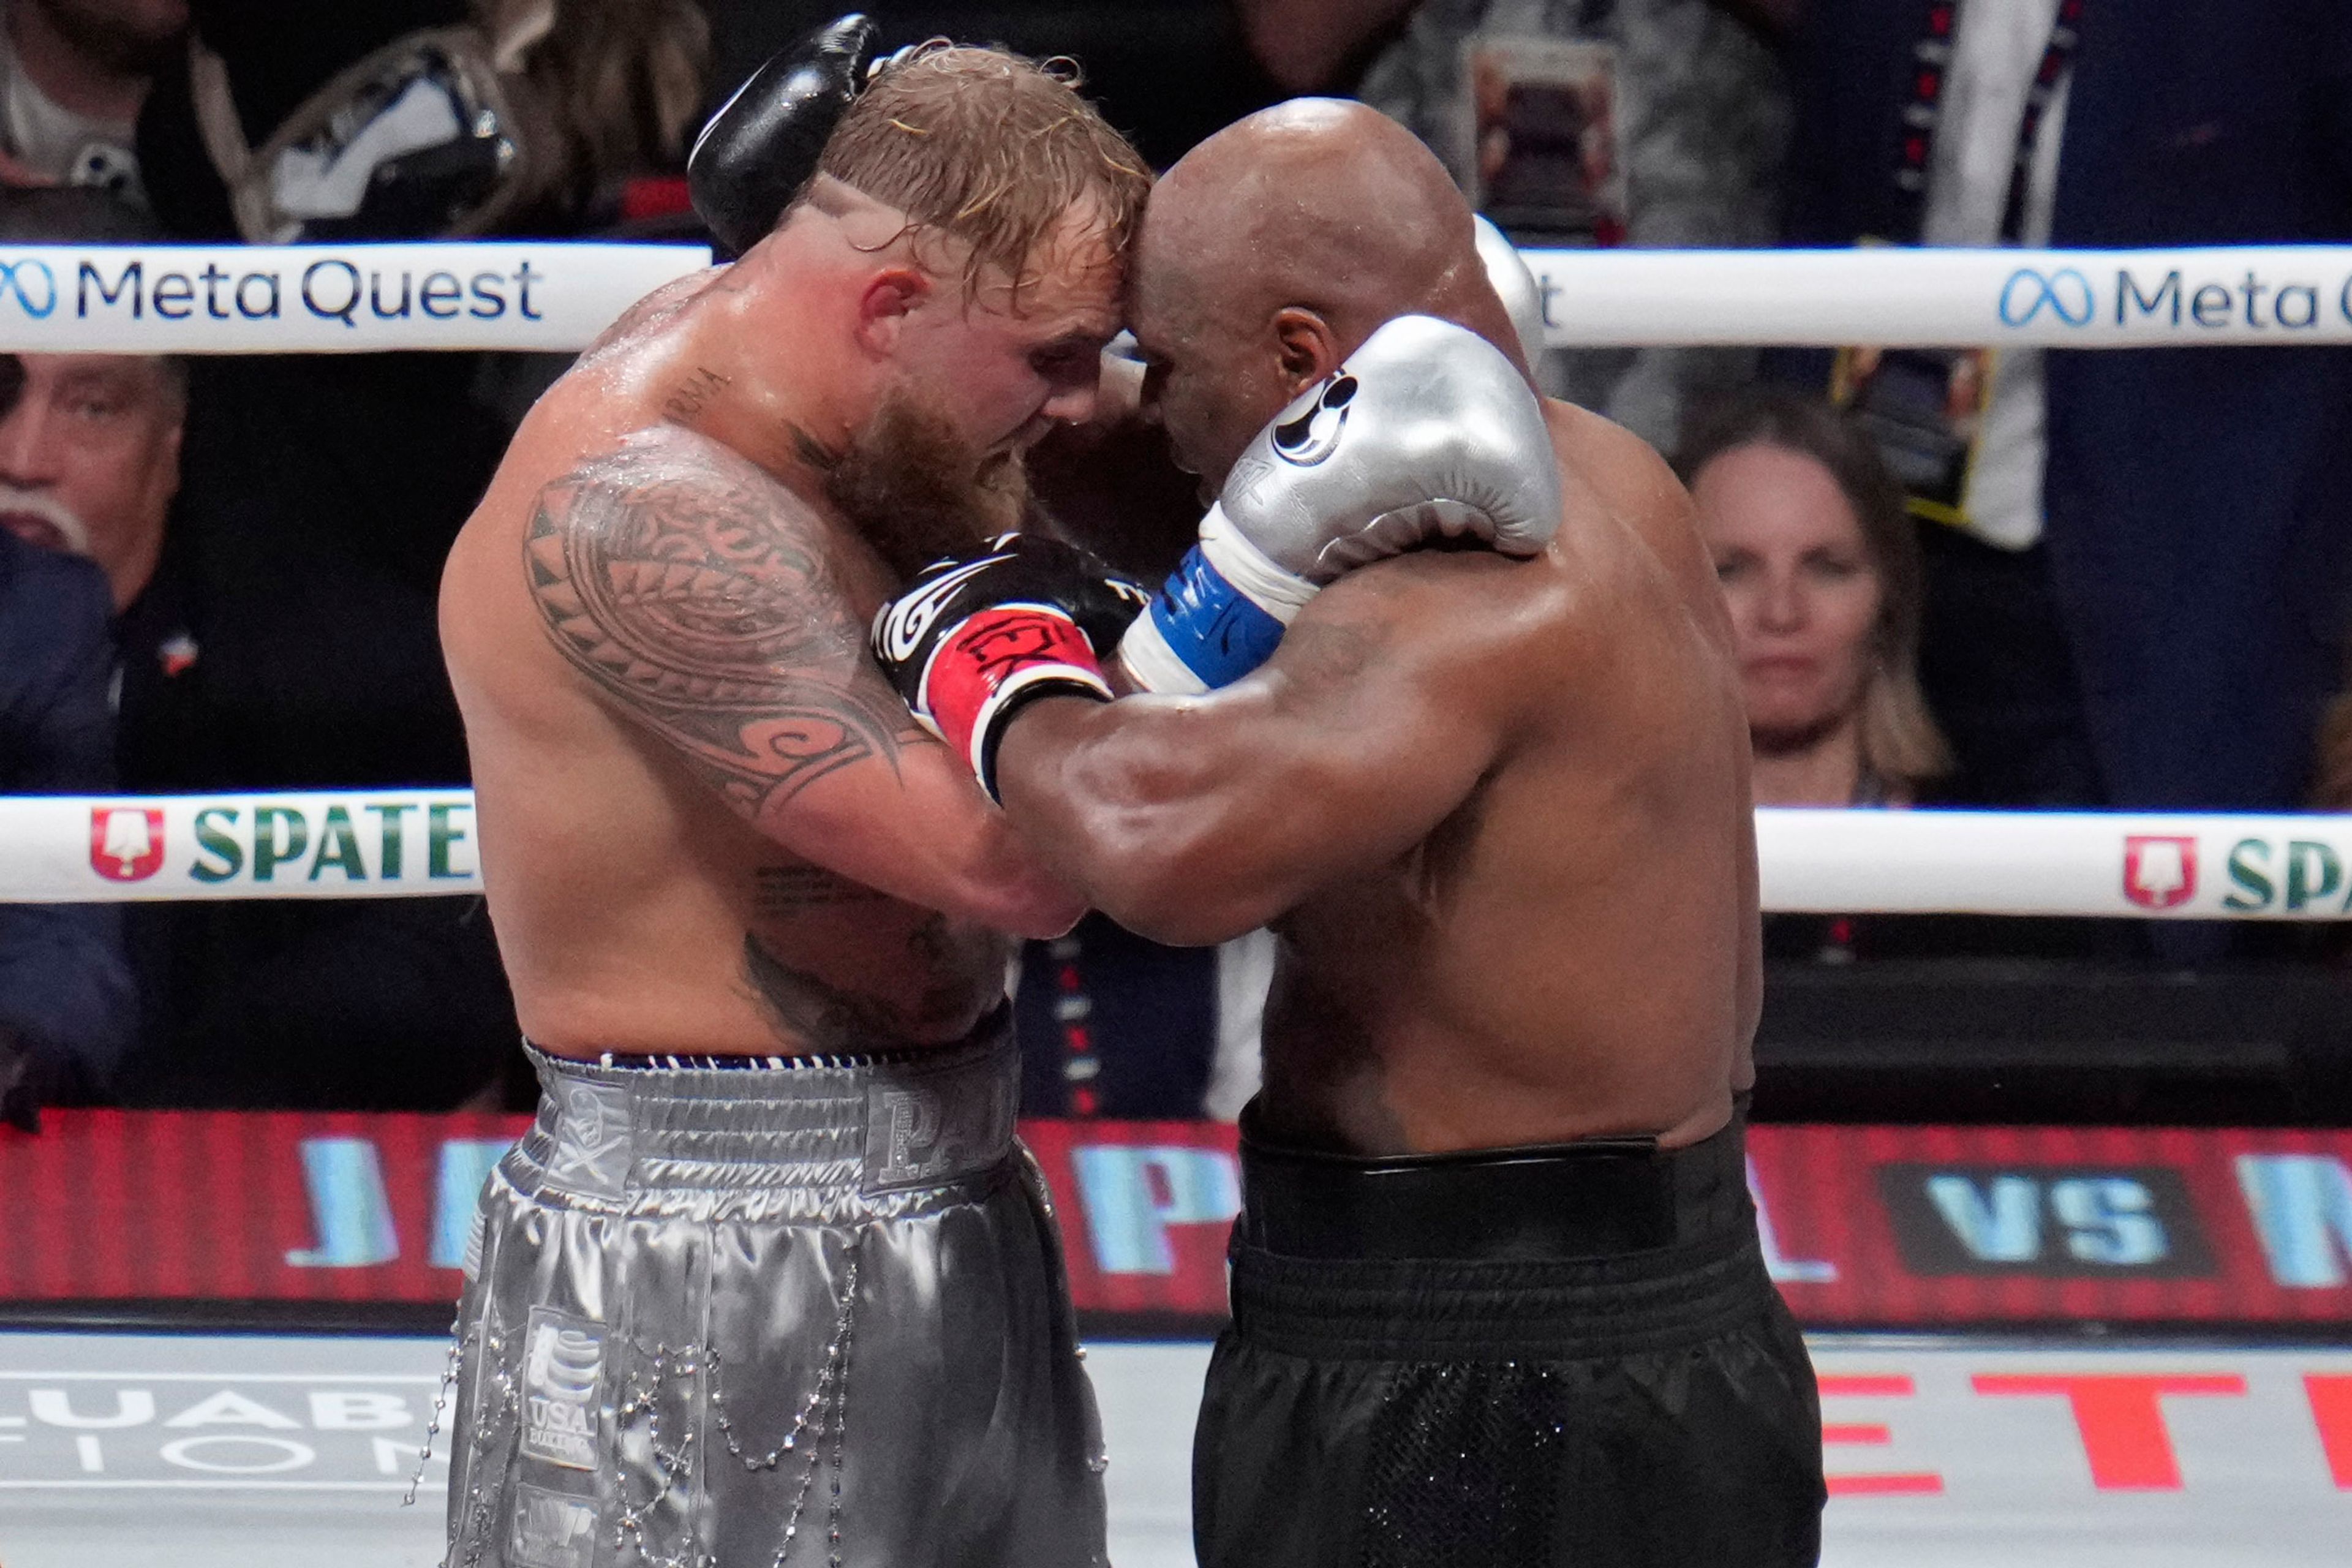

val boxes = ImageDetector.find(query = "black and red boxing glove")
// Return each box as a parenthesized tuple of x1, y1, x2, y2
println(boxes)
(871, 535, 1149, 801)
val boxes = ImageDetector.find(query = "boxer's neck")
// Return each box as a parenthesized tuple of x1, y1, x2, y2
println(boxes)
(672, 187, 926, 489)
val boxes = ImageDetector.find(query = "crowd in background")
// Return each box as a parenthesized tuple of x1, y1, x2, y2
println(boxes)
(1, 0, 2349, 1125)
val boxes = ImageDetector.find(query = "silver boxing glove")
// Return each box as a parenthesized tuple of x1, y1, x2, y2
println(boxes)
(1474, 214, 1550, 370)
(1118, 314, 1562, 694)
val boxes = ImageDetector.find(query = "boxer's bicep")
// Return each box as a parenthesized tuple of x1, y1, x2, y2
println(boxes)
(1189, 608, 1506, 912)
(523, 446, 1080, 933)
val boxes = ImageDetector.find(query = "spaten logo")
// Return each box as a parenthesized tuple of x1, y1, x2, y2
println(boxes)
(1999, 266, 2095, 329)
(89, 807, 165, 882)
(0, 257, 57, 318)
(2123, 835, 2197, 910)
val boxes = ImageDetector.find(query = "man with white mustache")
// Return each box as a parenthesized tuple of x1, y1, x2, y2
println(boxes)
(0, 339, 175, 1127)
(0, 347, 184, 609)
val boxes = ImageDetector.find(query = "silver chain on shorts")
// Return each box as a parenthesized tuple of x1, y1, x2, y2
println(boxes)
(607, 1232, 866, 1568)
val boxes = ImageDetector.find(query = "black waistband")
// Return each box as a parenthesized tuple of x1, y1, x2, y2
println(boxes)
(1234, 1104, 1752, 1263)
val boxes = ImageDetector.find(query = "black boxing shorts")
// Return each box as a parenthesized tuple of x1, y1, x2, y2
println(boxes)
(437, 1012, 1108, 1568)
(1193, 1102, 1825, 1568)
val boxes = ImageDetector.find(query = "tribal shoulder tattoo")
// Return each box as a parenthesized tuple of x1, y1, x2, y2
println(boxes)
(524, 438, 925, 813)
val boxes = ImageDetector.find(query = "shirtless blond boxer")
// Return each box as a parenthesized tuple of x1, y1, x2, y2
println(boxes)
(432, 27, 1148, 1567)
(873, 102, 1826, 1567)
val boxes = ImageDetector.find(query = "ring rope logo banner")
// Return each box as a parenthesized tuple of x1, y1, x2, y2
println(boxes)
(0, 257, 56, 318)
(0, 244, 707, 353)
(0, 792, 481, 903)
(1517, 244, 2352, 347)
(11, 796, 2352, 916)
(0, 240, 2343, 353)
(1997, 266, 2097, 329)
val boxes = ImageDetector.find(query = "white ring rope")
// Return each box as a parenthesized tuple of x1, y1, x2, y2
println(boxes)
(0, 241, 2337, 352)
(1520, 244, 2352, 348)
(2, 243, 2340, 918)
(7, 792, 2351, 919)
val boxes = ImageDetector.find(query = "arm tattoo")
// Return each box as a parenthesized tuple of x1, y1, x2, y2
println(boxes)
(526, 440, 925, 812)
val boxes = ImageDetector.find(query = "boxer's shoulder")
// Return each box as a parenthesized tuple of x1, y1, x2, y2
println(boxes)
(1539, 398, 1723, 622)
(1273, 545, 1567, 714)
(532, 424, 828, 557)
(573, 267, 731, 368)
(1540, 399, 1694, 546)
(513, 429, 916, 809)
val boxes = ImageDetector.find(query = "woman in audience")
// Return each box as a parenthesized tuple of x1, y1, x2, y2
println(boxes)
(1679, 389, 1950, 807)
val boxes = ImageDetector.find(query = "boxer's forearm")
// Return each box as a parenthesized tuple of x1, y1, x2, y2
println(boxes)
(994, 694, 1300, 944)
(999, 563, 1509, 942)
(768, 744, 1088, 938)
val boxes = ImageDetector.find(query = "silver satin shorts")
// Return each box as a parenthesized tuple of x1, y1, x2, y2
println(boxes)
(440, 1022, 1109, 1568)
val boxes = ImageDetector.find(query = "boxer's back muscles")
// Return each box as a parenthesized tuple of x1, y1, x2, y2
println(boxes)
(441, 279, 1078, 1059)
(997, 401, 1757, 1152)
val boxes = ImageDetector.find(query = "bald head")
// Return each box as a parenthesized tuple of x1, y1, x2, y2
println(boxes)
(1144, 101, 1507, 352)
(1128, 100, 1529, 491)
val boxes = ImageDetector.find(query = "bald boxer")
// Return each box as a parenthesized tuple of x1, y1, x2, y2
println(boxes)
(875, 101, 1825, 1567)
(434, 30, 1147, 1568)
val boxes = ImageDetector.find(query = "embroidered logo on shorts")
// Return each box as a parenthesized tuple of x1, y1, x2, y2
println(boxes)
(865, 1064, 1015, 1191)
(508, 1482, 599, 1568)
(519, 1308, 605, 1471)
(543, 1079, 631, 1199)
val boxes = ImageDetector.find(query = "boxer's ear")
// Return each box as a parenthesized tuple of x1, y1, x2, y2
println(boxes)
(854, 267, 931, 357)
(1270, 307, 1339, 396)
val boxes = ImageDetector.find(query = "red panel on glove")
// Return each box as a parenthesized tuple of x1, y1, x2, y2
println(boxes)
(923, 605, 1109, 778)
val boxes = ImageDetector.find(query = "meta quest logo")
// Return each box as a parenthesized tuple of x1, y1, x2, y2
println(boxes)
(0, 253, 549, 329)
(1998, 262, 2352, 335)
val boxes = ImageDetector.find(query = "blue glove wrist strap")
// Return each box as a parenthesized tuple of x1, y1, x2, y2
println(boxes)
(1144, 544, 1287, 691)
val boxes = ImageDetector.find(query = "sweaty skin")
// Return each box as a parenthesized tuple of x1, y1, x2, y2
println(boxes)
(996, 103, 1760, 1153)
(441, 184, 1116, 1058)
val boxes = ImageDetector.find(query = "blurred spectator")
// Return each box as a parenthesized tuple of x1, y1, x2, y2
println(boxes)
(1779, 1, 2352, 845)
(1236, 0, 1790, 452)
(0, 340, 183, 615)
(0, 0, 182, 200)
(0, 521, 135, 1126)
(700, 2, 1279, 173)
(138, 0, 704, 244)
(1016, 919, 1276, 1122)
(1679, 389, 1948, 807)
(1684, 396, 2139, 966)
(0, 183, 518, 1110)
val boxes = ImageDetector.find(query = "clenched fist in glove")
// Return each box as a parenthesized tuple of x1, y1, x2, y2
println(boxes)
(872, 534, 1149, 801)
(1118, 313, 1562, 695)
